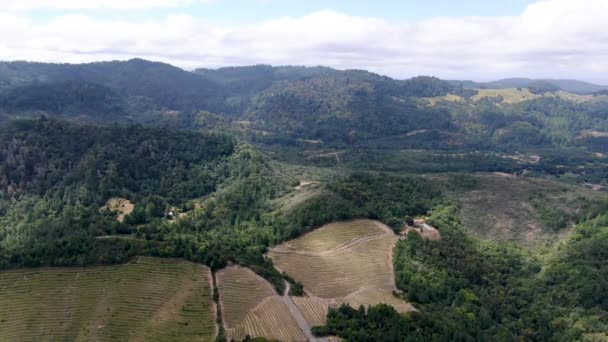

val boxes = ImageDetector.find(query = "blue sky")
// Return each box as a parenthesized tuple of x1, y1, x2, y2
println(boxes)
(26, 0, 538, 23)
(192, 0, 538, 23)
(2, 0, 607, 82)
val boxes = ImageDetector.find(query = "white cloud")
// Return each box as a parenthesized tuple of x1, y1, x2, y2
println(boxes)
(0, 0, 607, 82)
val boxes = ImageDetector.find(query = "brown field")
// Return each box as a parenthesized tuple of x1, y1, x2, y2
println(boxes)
(100, 197, 134, 222)
(291, 297, 328, 327)
(217, 266, 311, 341)
(229, 297, 308, 342)
(216, 266, 276, 329)
(268, 220, 413, 315)
(279, 219, 389, 254)
(0, 257, 216, 342)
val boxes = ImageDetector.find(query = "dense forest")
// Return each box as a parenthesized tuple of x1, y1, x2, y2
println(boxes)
(0, 119, 235, 267)
(1, 59, 608, 155)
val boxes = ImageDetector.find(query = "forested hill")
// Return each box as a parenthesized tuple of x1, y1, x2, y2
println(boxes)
(1, 59, 608, 153)
(0, 118, 235, 267)
(0, 59, 225, 113)
(0, 117, 446, 287)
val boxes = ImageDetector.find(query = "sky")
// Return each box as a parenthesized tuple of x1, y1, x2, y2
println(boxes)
(1, 0, 607, 83)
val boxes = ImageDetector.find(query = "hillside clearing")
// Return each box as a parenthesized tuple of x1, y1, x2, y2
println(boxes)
(0, 257, 216, 342)
(277, 181, 326, 213)
(442, 173, 605, 247)
(472, 88, 541, 103)
(100, 197, 134, 223)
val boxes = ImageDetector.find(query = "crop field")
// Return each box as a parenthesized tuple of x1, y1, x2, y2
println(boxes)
(279, 219, 389, 253)
(291, 297, 328, 327)
(229, 296, 308, 342)
(216, 266, 310, 341)
(215, 266, 276, 329)
(0, 257, 216, 342)
(268, 220, 413, 314)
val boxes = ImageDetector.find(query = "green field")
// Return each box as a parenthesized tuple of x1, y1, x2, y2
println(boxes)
(0, 257, 216, 342)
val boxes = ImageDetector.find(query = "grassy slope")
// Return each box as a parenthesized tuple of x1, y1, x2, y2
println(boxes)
(440, 172, 605, 248)
(0, 257, 216, 342)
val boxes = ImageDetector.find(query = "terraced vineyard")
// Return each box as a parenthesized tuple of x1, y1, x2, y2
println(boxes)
(216, 266, 307, 341)
(215, 266, 276, 329)
(268, 220, 414, 313)
(0, 257, 216, 342)
(285, 219, 387, 253)
(231, 297, 307, 341)
(291, 297, 328, 327)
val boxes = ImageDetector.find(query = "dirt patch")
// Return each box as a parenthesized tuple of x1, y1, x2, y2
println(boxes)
(100, 197, 134, 223)
(581, 130, 608, 138)
(401, 220, 441, 241)
(277, 182, 325, 213)
(295, 180, 318, 191)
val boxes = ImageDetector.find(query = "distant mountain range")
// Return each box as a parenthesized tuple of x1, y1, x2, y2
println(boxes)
(0, 59, 607, 154)
(449, 78, 608, 94)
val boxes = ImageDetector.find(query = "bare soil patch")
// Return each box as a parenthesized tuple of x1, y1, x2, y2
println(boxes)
(100, 197, 134, 223)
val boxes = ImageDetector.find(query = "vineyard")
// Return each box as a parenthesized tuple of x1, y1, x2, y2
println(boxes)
(283, 219, 388, 253)
(268, 220, 413, 313)
(291, 297, 328, 327)
(216, 266, 307, 341)
(0, 257, 217, 341)
(215, 266, 276, 329)
(230, 297, 307, 341)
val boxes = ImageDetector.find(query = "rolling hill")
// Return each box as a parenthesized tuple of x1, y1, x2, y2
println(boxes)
(0, 60, 606, 341)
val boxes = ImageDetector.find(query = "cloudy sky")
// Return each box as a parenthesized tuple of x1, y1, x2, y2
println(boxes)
(1, 0, 607, 82)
